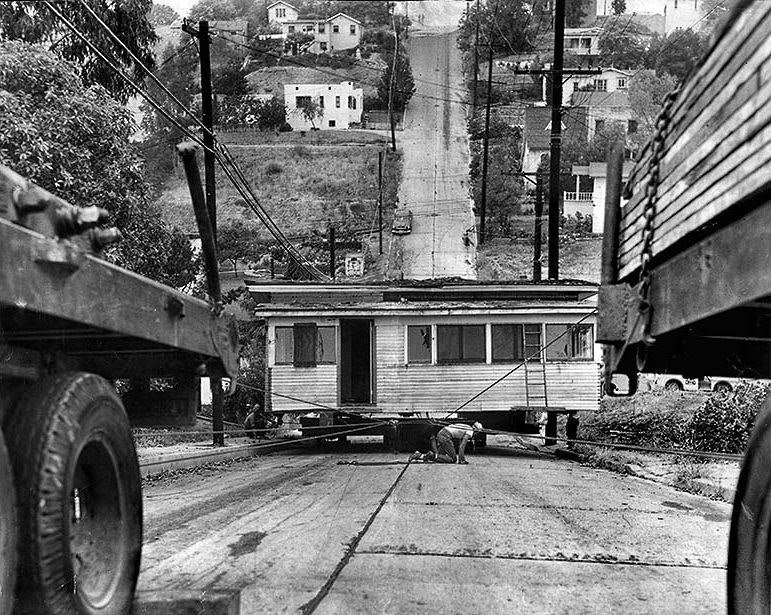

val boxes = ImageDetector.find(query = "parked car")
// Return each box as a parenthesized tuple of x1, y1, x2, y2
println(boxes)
(644, 374, 744, 393)
(391, 209, 413, 235)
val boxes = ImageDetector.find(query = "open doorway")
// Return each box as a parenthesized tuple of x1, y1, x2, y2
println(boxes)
(340, 319, 373, 404)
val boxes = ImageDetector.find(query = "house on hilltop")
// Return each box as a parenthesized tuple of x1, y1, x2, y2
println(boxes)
(564, 161, 634, 233)
(284, 81, 363, 130)
(570, 89, 635, 141)
(281, 12, 363, 54)
(521, 106, 588, 175)
(267, 1, 299, 24)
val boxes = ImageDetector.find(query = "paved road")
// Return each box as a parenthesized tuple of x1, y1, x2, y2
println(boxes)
(389, 30, 477, 280)
(137, 441, 730, 614)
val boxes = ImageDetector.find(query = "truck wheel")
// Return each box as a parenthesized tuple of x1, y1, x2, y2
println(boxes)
(0, 434, 17, 614)
(728, 396, 771, 614)
(664, 379, 683, 391)
(4, 372, 142, 615)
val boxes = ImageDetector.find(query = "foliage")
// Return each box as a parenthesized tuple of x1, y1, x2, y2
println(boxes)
(148, 3, 179, 26)
(0, 0, 156, 103)
(218, 220, 261, 273)
(222, 320, 266, 424)
(628, 70, 679, 149)
(611, 0, 626, 15)
(188, 0, 237, 20)
(213, 59, 249, 97)
(563, 0, 591, 27)
(688, 384, 770, 454)
(560, 212, 593, 235)
(297, 96, 323, 128)
(458, 0, 532, 57)
(598, 26, 648, 69)
(377, 51, 416, 112)
(648, 30, 710, 83)
(0, 41, 197, 287)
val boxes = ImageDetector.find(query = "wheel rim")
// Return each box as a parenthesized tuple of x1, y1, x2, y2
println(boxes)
(665, 382, 681, 391)
(68, 437, 126, 610)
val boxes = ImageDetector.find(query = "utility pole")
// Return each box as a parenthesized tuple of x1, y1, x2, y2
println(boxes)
(378, 151, 384, 254)
(182, 19, 222, 446)
(533, 171, 544, 282)
(329, 225, 336, 280)
(478, 10, 496, 244)
(472, 0, 480, 107)
(548, 0, 565, 279)
(388, 12, 399, 152)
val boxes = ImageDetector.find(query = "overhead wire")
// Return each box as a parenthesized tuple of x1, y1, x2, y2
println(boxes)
(58, 0, 325, 279)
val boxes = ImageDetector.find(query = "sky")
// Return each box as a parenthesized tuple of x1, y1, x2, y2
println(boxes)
(161, 0, 197, 20)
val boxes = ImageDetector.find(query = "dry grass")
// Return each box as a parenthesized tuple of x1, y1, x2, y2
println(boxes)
(156, 140, 401, 240)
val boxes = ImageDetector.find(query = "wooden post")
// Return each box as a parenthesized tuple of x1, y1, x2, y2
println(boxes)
(329, 225, 336, 280)
(533, 172, 544, 282)
(378, 151, 384, 254)
(547, 0, 565, 280)
(479, 12, 496, 244)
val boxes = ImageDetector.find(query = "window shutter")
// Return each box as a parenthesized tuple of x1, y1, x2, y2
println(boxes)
(294, 323, 318, 367)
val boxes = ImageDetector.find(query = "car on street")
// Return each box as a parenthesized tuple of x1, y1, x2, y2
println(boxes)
(391, 209, 413, 235)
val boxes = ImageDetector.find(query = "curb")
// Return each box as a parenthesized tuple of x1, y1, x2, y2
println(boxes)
(138, 440, 291, 477)
(133, 589, 240, 615)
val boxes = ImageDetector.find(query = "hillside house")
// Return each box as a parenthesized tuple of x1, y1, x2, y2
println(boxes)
(547, 67, 630, 108)
(248, 280, 600, 418)
(278, 11, 363, 54)
(564, 161, 634, 233)
(521, 105, 588, 175)
(570, 89, 635, 141)
(284, 81, 363, 130)
(267, 1, 299, 24)
(564, 26, 603, 58)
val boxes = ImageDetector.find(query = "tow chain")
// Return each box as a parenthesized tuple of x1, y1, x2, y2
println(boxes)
(636, 86, 680, 349)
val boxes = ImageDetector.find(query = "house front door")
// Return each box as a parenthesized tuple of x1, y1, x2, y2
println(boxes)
(340, 319, 374, 405)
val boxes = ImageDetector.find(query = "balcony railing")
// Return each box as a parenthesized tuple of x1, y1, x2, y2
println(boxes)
(564, 191, 594, 201)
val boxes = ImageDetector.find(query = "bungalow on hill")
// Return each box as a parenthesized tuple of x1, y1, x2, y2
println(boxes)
(284, 81, 363, 130)
(248, 280, 600, 431)
(570, 89, 635, 141)
(549, 67, 630, 108)
(276, 9, 363, 54)
(521, 105, 588, 175)
(267, 0, 299, 24)
(564, 161, 634, 233)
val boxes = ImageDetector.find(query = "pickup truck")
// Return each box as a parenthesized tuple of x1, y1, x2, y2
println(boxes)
(597, 2, 771, 612)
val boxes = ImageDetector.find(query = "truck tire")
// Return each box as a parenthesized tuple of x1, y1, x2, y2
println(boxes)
(4, 372, 142, 615)
(728, 396, 771, 615)
(0, 433, 17, 614)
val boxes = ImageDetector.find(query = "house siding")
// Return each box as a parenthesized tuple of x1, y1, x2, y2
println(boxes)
(265, 312, 600, 415)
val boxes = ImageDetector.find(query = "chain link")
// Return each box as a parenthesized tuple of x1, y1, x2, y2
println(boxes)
(637, 86, 680, 346)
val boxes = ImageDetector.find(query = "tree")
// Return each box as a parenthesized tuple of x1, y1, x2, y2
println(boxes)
(0, 0, 157, 103)
(459, 0, 532, 57)
(611, 0, 627, 15)
(297, 97, 323, 129)
(188, 0, 237, 20)
(598, 28, 648, 69)
(148, 3, 179, 26)
(648, 30, 710, 83)
(0, 41, 197, 288)
(378, 51, 416, 112)
(218, 221, 261, 273)
(565, 0, 591, 27)
(628, 70, 679, 149)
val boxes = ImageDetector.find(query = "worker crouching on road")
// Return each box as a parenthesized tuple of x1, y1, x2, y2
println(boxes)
(411, 422, 483, 464)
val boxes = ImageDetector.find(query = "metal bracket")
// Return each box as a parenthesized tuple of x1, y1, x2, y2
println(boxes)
(33, 241, 85, 273)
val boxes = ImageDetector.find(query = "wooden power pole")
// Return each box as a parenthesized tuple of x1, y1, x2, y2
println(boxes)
(548, 0, 565, 280)
(478, 8, 496, 244)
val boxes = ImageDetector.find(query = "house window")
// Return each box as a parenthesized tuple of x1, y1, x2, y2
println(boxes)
(318, 24, 325, 33)
(333, 24, 339, 33)
(276, 8, 285, 17)
(320, 42, 327, 51)
(328, 119, 336, 127)
(572, 81, 579, 92)
(275, 324, 336, 367)
(335, 95, 341, 108)
(288, 25, 295, 33)
(628, 119, 638, 133)
(617, 77, 627, 89)
(407, 325, 432, 364)
(545, 324, 594, 361)
(296, 95, 311, 107)
(594, 79, 607, 91)
(350, 24, 356, 35)
(352, 97, 356, 109)
(437, 325, 486, 364)
(491, 324, 525, 362)
(318, 96, 324, 107)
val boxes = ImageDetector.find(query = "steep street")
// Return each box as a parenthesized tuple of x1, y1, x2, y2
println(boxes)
(388, 17, 476, 280)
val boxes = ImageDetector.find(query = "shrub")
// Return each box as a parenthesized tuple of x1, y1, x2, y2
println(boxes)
(687, 383, 770, 454)
(265, 162, 283, 175)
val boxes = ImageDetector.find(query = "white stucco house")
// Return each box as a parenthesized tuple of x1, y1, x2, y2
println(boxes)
(279, 12, 362, 53)
(267, 1, 299, 24)
(545, 66, 630, 108)
(284, 82, 363, 130)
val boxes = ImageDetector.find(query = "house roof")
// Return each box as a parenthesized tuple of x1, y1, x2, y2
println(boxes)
(247, 278, 598, 314)
(326, 12, 362, 25)
(564, 26, 604, 36)
(267, 1, 297, 9)
(570, 90, 630, 109)
(523, 106, 588, 151)
(572, 161, 635, 178)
